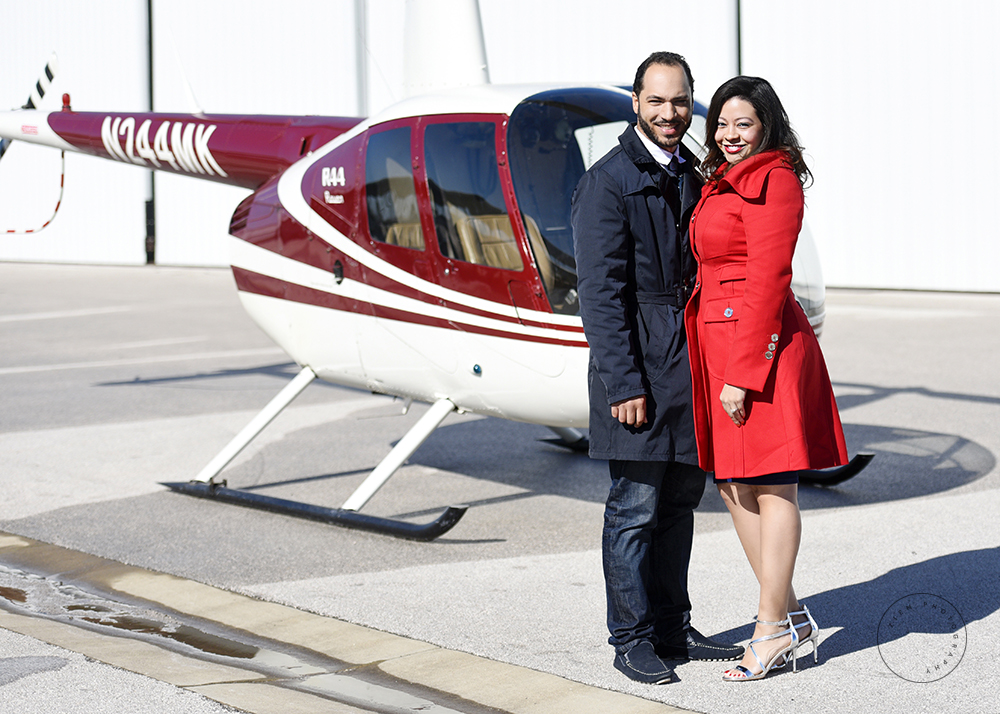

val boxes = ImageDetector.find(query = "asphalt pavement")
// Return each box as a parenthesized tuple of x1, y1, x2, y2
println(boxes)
(0, 262, 997, 713)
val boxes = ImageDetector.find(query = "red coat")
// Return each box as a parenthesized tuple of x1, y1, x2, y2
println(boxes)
(684, 151, 847, 478)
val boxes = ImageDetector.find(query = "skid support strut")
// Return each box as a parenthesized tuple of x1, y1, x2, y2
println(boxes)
(193, 366, 317, 484)
(165, 367, 467, 540)
(342, 397, 457, 511)
(543, 426, 589, 452)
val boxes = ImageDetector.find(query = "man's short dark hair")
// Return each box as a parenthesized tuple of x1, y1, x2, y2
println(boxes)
(633, 52, 694, 96)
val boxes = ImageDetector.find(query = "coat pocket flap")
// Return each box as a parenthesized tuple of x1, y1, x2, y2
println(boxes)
(702, 296, 740, 323)
(715, 263, 747, 282)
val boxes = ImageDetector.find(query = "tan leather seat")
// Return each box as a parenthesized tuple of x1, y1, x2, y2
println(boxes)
(455, 214, 523, 271)
(521, 214, 554, 294)
(384, 222, 425, 250)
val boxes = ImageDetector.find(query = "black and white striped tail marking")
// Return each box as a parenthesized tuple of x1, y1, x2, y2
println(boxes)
(2, 54, 58, 161)
(2, 53, 63, 231)
(24, 53, 58, 110)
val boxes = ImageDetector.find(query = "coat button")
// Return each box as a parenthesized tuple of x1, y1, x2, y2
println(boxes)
(771, 333, 779, 342)
(724, 307, 734, 318)
(764, 351, 774, 360)
(768, 342, 776, 351)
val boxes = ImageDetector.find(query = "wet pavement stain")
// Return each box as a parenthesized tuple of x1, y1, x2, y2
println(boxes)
(0, 585, 27, 603)
(64, 603, 112, 613)
(0, 564, 262, 662)
(0, 563, 330, 676)
(0, 561, 508, 713)
(79, 615, 260, 660)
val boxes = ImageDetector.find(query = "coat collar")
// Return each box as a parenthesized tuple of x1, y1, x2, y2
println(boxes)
(713, 150, 793, 199)
(619, 123, 698, 173)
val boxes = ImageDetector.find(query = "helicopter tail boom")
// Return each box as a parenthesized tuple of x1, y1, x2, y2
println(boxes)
(0, 108, 363, 190)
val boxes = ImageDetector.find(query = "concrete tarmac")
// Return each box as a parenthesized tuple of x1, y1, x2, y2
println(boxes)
(1, 263, 998, 713)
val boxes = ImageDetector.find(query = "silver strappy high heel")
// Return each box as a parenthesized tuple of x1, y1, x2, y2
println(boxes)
(789, 604, 820, 665)
(722, 616, 799, 681)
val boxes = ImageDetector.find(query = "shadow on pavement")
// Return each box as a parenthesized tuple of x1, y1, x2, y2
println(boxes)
(219, 413, 994, 515)
(98, 361, 344, 392)
(95, 369, 996, 518)
(708, 547, 1000, 661)
(835, 381, 1000, 410)
(0, 656, 69, 686)
(410, 418, 995, 512)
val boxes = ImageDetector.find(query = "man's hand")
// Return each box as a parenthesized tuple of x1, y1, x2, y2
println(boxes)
(611, 396, 647, 427)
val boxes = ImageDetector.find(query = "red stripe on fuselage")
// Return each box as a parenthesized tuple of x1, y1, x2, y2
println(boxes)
(231, 267, 587, 347)
(234, 217, 584, 334)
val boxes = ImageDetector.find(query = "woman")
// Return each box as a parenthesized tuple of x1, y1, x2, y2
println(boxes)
(684, 76, 848, 681)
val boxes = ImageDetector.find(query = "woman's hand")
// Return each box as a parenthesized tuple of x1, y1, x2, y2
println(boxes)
(720, 384, 747, 427)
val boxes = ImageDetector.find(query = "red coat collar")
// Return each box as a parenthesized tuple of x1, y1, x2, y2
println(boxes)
(711, 150, 794, 200)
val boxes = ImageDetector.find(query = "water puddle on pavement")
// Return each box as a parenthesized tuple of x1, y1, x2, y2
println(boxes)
(0, 563, 322, 675)
(0, 563, 502, 714)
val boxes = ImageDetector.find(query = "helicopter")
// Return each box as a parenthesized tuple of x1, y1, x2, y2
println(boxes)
(0, 7, 869, 540)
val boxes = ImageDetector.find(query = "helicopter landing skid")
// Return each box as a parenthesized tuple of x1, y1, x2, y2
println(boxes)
(163, 367, 467, 540)
(164, 481, 467, 541)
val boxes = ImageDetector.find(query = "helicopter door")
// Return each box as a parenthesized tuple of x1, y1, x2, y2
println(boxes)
(418, 117, 547, 319)
(361, 120, 434, 283)
(357, 119, 463, 392)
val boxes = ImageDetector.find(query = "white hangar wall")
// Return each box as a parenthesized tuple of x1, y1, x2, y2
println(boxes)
(740, 0, 999, 292)
(0, 2, 149, 265)
(1, 1, 996, 293)
(149, 0, 362, 266)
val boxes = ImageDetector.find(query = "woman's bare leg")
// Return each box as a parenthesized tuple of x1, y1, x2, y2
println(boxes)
(717, 482, 762, 579)
(718, 482, 803, 610)
(755, 485, 800, 619)
(718, 482, 802, 674)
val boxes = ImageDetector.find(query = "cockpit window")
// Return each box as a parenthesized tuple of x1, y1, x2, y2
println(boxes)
(365, 126, 425, 250)
(423, 121, 523, 272)
(507, 88, 641, 315)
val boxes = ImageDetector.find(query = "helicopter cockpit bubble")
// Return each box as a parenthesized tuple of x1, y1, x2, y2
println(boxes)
(508, 87, 651, 316)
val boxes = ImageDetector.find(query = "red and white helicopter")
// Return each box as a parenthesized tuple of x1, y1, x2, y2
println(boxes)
(0, 5, 868, 539)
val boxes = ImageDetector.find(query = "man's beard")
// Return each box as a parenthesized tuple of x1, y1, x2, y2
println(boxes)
(638, 113, 686, 151)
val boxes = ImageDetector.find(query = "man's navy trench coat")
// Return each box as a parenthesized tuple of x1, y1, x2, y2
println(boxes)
(571, 125, 702, 463)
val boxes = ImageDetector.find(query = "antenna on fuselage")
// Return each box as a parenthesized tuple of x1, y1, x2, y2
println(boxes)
(402, 0, 490, 97)
(160, 17, 204, 114)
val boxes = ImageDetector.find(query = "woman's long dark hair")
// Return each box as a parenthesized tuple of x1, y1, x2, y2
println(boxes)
(701, 76, 811, 187)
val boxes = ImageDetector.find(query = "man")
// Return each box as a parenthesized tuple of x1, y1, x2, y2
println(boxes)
(571, 52, 742, 685)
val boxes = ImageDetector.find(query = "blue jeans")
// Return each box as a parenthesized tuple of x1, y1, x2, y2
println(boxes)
(603, 460, 707, 653)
